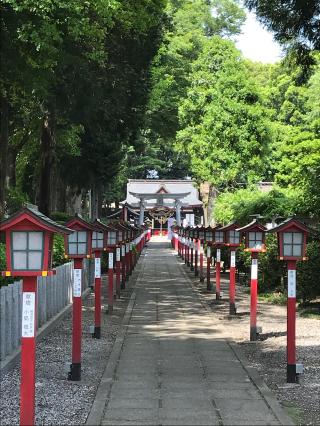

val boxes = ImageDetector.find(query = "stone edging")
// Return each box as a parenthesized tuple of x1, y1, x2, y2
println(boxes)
(85, 253, 146, 426)
(177, 252, 295, 426)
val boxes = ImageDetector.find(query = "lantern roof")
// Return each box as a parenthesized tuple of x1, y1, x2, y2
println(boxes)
(0, 205, 72, 235)
(111, 222, 128, 232)
(92, 218, 115, 232)
(219, 221, 240, 231)
(236, 219, 267, 233)
(267, 217, 311, 234)
(64, 214, 95, 231)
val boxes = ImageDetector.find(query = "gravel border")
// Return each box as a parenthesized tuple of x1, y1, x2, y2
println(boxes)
(186, 263, 320, 426)
(0, 262, 141, 425)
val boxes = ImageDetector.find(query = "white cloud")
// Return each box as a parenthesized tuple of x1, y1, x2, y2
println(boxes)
(235, 11, 284, 63)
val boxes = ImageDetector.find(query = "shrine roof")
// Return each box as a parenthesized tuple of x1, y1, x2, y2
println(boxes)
(121, 179, 202, 209)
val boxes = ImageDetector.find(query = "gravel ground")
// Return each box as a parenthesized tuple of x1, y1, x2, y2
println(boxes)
(1, 250, 318, 426)
(0, 271, 136, 426)
(187, 261, 320, 426)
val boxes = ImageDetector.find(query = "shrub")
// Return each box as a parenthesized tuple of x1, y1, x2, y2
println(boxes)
(0, 243, 14, 287)
(297, 240, 320, 304)
(52, 234, 68, 267)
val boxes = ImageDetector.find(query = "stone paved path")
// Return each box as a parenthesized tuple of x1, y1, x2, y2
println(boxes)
(96, 238, 293, 426)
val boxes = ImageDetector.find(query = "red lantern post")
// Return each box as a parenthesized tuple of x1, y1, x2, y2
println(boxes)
(269, 218, 310, 383)
(112, 222, 127, 289)
(106, 225, 118, 313)
(205, 226, 214, 291)
(213, 226, 225, 300)
(220, 222, 241, 315)
(190, 228, 195, 271)
(91, 219, 110, 339)
(198, 226, 205, 282)
(64, 215, 94, 381)
(1, 205, 72, 425)
(237, 219, 267, 340)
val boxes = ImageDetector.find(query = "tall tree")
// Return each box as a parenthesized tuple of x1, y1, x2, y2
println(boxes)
(177, 37, 271, 190)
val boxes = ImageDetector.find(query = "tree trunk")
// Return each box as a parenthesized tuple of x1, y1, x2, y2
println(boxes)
(0, 95, 9, 219)
(207, 184, 218, 226)
(38, 112, 56, 216)
(66, 186, 84, 216)
(91, 183, 103, 219)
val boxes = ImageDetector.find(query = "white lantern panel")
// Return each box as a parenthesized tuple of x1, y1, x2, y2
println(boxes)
(78, 231, 87, 243)
(28, 252, 42, 269)
(283, 232, 293, 244)
(78, 243, 87, 254)
(293, 245, 302, 257)
(92, 231, 104, 248)
(229, 231, 240, 244)
(293, 233, 303, 244)
(13, 252, 27, 269)
(215, 231, 224, 242)
(255, 232, 262, 242)
(68, 232, 77, 243)
(29, 232, 43, 250)
(68, 243, 78, 255)
(12, 232, 27, 250)
(283, 244, 291, 256)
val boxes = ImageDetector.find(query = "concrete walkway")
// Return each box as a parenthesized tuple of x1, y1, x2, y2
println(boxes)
(89, 238, 293, 426)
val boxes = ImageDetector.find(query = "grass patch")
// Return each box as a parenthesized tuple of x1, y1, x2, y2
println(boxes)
(298, 302, 320, 319)
(258, 292, 287, 305)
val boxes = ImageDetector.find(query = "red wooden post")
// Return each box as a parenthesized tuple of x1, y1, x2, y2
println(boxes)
(190, 239, 194, 271)
(250, 252, 258, 340)
(215, 248, 221, 300)
(182, 237, 185, 261)
(199, 245, 204, 282)
(20, 276, 37, 426)
(129, 242, 133, 275)
(175, 234, 178, 252)
(287, 260, 297, 382)
(194, 239, 199, 276)
(125, 242, 130, 281)
(108, 252, 114, 314)
(121, 244, 126, 289)
(184, 238, 188, 264)
(116, 246, 121, 298)
(229, 250, 236, 315)
(206, 245, 212, 291)
(94, 253, 101, 339)
(70, 258, 83, 380)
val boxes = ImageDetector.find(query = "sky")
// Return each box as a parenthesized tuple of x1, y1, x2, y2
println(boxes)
(236, 10, 283, 63)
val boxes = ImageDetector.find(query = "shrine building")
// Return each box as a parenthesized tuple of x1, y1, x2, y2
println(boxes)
(121, 179, 203, 235)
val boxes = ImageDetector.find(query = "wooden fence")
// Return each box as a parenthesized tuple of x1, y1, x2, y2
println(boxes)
(0, 260, 94, 361)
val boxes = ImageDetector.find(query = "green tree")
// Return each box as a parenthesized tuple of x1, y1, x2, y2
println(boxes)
(177, 37, 271, 189)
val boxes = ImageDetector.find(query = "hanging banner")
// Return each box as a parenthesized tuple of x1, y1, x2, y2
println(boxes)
(216, 248, 221, 262)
